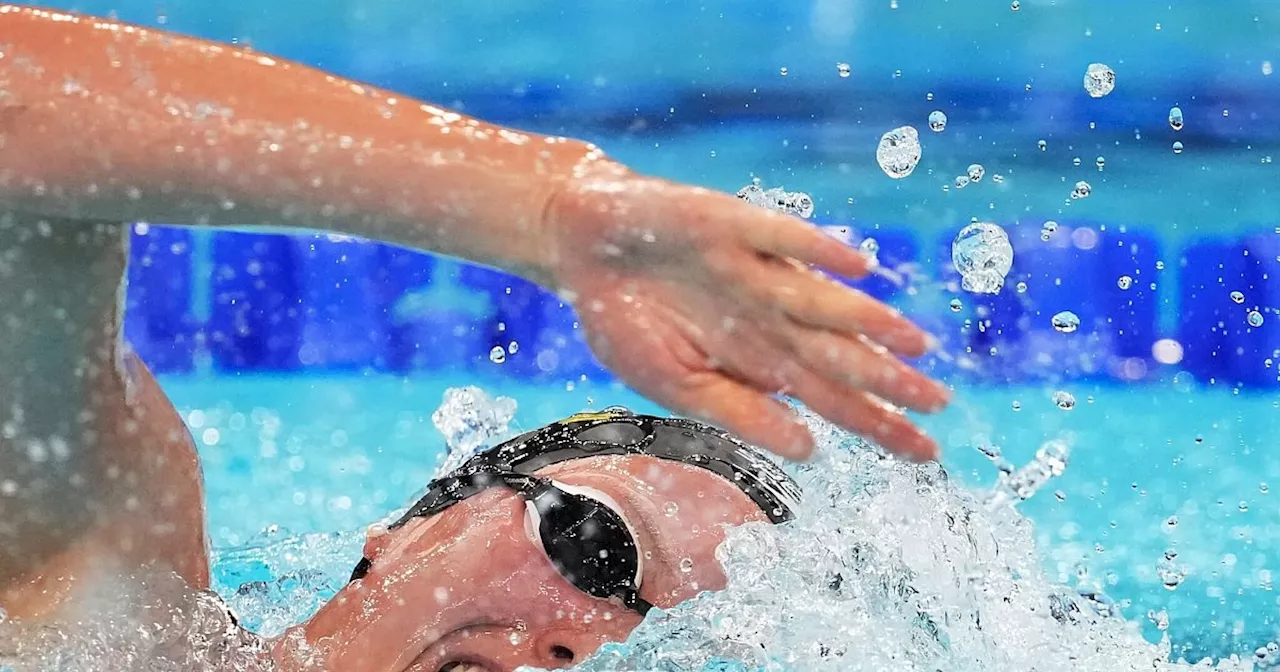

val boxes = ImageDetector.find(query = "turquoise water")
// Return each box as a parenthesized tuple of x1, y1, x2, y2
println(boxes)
(166, 372, 1280, 662)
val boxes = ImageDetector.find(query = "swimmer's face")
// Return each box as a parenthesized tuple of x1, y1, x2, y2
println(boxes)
(285, 455, 765, 672)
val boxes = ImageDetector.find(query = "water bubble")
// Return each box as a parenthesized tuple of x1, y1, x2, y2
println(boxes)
(992, 174, 1005, 184)
(954, 175, 970, 189)
(1239, 500, 1250, 512)
(928, 110, 947, 132)
(1038, 139, 1047, 151)
(1230, 290, 1245, 304)
(1262, 482, 1270, 494)
(1173, 141, 1184, 154)
(1016, 281, 1028, 293)
(1164, 515, 1179, 530)
(507, 341, 519, 354)
(859, 237, 880, 257)
(836, 62, 851, 78)
(1248, 310, 1265, 327)
(1095, 156, 1106, 170)
(952, 223, 1014, 294)
(679, 557, 695, 573)
(1117, 275, 1133, 290)
(949, 298, 963, 312)
(1011, 0, 1020, 10)
(663, 501, 680, 517)
(1072, 157, 1081, 167)
(1168, 106, 1184, 131)
(1071, 181, 1092, 199)
(967, 164, 985, 182)
(876, 126, 922, 179)
(1051, 311, 1081, 333)
(1011, 400, 1022, 411)
(1054, 490, 1066, 502)
(489, 346, 507, 364)
(1083, 63, 1116, 98)
(1053, 390, 1076, 410)
(1041, 220, 1059, 240)
(779, 67, 789, 76)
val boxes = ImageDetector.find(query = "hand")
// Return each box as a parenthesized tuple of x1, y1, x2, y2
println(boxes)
(539, 165, 950, 461)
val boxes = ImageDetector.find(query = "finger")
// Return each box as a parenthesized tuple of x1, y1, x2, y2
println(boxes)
(660, 372, 816, 460)
(790, 327, 950, 413)
(736, 208, 871, 279)
(785, 369, 939, 461)
(738, 258, 931, 357)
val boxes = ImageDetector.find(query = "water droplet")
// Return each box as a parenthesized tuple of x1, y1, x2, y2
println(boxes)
(1011, 0, 1021, 10)
(679, 557, 694, 573)
(737, 183, 814, 218)
(952, 223, 1014, 294)
(1169, 106, 1184, 131)
(876, 126, 922, 179)
(1038, 139, 1047, 151)
(1071, 180, 1092, 199)
(1118, 275, 1133, 290)
(859, 238, 880, 259)
(1095, 156, 1106, 170)
(1053, 390, 1076, 410)
(949, 298, 963, 312)
(1230, 291, 1245, 304)
(1051, 311, 1081, 333)
(967, 164, 985, 182)
(954, 175, 970, 189)
(836, 62, 851, 78)
(928, 110, 948, 132)
(1173, 141, 1184, 154)
(663, 501, 679, 517)
(489, 346, 507, 364)
(1083, 63, 1116, 98)
(779, 67, 789, 77)
(1248, 310, 1265, 327)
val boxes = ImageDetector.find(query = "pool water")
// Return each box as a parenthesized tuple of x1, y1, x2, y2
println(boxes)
(165, 372, 1280, 665)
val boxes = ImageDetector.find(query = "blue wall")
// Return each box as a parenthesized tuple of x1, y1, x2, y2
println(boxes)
(124, 222, 1280, 388)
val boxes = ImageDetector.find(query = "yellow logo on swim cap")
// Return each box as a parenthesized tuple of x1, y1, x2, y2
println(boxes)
(562, 408, 631, 424)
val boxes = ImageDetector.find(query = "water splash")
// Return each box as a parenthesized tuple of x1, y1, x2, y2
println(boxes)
(538, 416, 1252, 672)
(430, 385, 518, 472)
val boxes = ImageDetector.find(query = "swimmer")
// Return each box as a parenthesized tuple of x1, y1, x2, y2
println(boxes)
(0, 6, 949, 669)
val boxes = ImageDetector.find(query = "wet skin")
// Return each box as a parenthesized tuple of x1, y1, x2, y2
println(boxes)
(0, 5, 951, 669)
(287, 455, 764, 671)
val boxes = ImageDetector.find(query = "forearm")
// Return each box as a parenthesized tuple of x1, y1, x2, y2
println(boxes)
(0, 5, 611, 278)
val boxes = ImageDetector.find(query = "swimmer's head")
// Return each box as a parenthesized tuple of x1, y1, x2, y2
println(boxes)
(280, 411, 799, 671)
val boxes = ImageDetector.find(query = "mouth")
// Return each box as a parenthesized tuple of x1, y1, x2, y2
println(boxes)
(438, 662, 494, 672)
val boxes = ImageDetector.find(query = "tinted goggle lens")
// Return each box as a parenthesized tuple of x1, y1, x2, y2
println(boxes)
(522, 479, 650, 614)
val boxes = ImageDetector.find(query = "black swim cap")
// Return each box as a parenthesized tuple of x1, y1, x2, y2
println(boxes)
(389, 408, 802, 529)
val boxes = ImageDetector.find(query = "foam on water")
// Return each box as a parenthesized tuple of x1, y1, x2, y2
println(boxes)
(531, 414, 1252, 672)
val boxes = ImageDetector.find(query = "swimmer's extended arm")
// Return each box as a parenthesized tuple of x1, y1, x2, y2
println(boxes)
(0, 5, 951, 460)
(0, 4, 593, 278)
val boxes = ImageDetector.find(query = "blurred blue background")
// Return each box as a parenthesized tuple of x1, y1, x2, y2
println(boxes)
(32, 0, 1280, 663)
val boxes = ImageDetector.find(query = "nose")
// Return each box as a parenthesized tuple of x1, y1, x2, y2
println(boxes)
(529, 627, 607, 669)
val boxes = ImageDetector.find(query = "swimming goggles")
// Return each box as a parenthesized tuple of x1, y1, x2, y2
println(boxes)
(348, 410, 800, 616)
